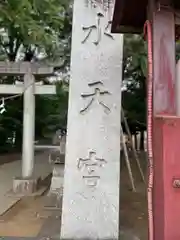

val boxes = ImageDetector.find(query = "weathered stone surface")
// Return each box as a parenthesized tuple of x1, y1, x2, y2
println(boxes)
(49, 133, 66, 194)
(13, 177, 38, 195)
(49, 133, 66, 165)
(60, 0, 123, 239)
(50, 165, 64, 192)
(49, 151, 65, 165)
(0, 61, 54, 75)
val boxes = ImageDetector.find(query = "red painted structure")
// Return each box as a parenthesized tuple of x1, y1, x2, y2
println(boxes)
(112, 0, 180, 239)
(154, 116, 180, 240)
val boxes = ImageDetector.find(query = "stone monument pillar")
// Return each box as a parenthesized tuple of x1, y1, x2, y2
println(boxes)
(60, 0, 123, 239)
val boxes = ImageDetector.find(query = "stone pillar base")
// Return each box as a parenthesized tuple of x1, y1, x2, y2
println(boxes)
(13, 177, 39, 195)
(49, 165, 64, 195)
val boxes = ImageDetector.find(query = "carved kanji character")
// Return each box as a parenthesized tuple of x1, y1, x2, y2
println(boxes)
(82, 12, 114, 45)
(80, 81, 111, 114)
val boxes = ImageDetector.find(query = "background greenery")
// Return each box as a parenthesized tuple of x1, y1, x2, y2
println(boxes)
(0, 0, 71, 152)
(2, 1, 174, 152)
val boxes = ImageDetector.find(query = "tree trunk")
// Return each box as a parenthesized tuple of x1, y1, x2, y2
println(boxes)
(0, 131, 8, 153)
(14, 128, 22, 151)
(134, 133, 138, 150)
(140, 130, 144, 151)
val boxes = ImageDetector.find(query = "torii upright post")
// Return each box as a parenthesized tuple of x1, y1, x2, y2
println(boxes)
(0, 62, 56, 194)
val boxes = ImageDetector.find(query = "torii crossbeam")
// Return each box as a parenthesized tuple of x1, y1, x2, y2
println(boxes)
(0, 62, 56, 194)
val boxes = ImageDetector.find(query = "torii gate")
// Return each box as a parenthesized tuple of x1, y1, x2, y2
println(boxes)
(0, 62, 56, 194)
(112, 0, 180, 239)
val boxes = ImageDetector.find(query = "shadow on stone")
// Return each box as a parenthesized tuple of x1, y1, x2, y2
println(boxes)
(59, 231, 140, 240)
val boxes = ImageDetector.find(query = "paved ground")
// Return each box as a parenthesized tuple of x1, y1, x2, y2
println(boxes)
(0, 151, 62, 238)
(0, 197, 48, 237)
(120, 152, 148, 240)
(0, 151, 147, 239)
(0, 153, 21, 165)
(0, 151, 52, 216)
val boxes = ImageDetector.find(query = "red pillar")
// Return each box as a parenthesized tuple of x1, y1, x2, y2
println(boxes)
(148, 2, 180, 239)
(154, 116, 180, 240)
(151, 4, 176, 115)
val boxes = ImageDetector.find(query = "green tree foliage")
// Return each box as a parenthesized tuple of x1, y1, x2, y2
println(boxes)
(123, 35, 180, 150)
(123, 35, 180, 133)
(122, 34, 147, 135)
(35, 81, 69, 139)
(0, 0, 72, 153)
(0, 0, 71, 61)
